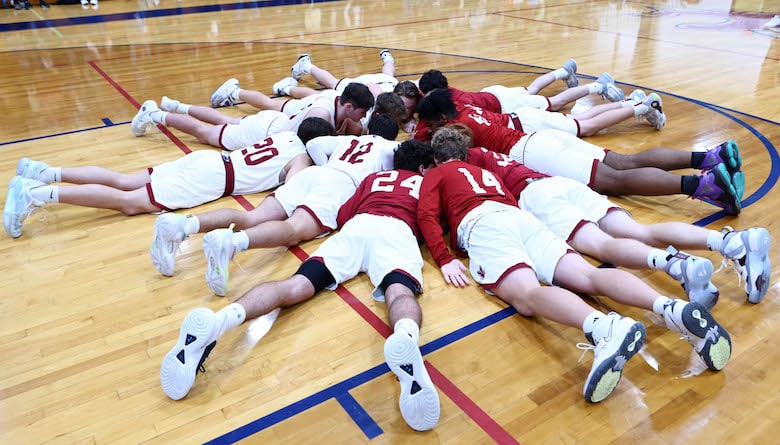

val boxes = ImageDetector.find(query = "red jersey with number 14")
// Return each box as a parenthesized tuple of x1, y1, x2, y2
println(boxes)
(417, 160, 517, 267)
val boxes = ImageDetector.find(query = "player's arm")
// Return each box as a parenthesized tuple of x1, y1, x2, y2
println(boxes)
(279, 153, 313, 183)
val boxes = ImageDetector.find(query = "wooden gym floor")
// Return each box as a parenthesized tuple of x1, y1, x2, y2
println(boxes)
(0, 0, 778, 443)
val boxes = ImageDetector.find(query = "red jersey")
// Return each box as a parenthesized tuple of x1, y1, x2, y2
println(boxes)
(449, 87, 501, 113)
(336, 169, 423, 238)
(418, 160, 517, 267)
(450, 104, 525, 155)
(466, 147, 548, 200)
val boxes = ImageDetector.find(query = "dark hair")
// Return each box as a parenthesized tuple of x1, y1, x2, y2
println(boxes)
(373, 92, 407, 122)
(367, 113, 399, 140)
(297, 117, 337, 144)
(393, 80, 422, 103)
(394, 140, 434, 172)
(415, 88, 457, 122)
(418, 70, 449, 94)
(431, 126, 469, 163)
(340, 82, 375, 110)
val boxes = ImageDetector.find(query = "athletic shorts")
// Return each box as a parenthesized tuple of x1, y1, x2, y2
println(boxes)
(456, 201, 570, 288)
(335, 73, 397, 94)
(507, 107, 578, 135)
(480, 85, 551, 112)
(219, 110, 289, 151)
(148, 150, 225, 210)
(508, 129, 607, 186)
(312, 213, 423, 302)
(272, 166, 356, 232)
(519, 176, 626, 242)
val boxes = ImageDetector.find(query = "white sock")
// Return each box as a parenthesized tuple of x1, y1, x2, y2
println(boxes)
(586, 82, 601, 94)
(551, 67, 568, 80)
(632, 104, 649, 117)
(30, 185, 57, 204)
(652, 296, 674, 315)
(233, 230, 250, 252)
(394, 318, 420, 343)
(36, 167, 61, 183)
(216, 302, 247, 337)
(183, 215, 200, 235)
(175, 102, 190, 114)
(646, 248, 669, 270)
(582, 310, 606, 335)
(706, 230, 724, 252)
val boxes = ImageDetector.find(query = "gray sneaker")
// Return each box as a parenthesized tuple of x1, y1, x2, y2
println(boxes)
(663, 246, 719, 309)
(660, 299, 731, 371)
(209, 78, 240, 107)
(718, 227, 772, 303)
(596, 72, 625, 102)
(561, 58, 579, 88)
(640, 92, 666, 130)
(131, 100, 159, 137)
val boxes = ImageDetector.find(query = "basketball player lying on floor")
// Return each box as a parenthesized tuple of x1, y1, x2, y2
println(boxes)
(1, 118, 335, 239)
(159, 139, 441, 432)
(416, 126, 733, 404)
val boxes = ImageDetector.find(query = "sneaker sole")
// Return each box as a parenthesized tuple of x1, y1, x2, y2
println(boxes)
(744, 228, 771, 304)
(681, 258, 719, 310)
(160, 308, 218, 400)
(713, 164, 741, 215)
(3, 176, 24, 238)
(203, 230, 232, 297)
(680, 302, 731, 370)
(150, 217, 178, 277)
(584, 322, 645, 403)
(384, 332, 440, 431)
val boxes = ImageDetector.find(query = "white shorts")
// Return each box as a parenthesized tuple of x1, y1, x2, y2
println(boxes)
(148, 150, 225, 210)
(219, 110, 289, 150)
(312, 213, 423, 302)
(336, 73, 397, 94)
(519, 176, 626, 242)
(480, 85, 551, 112)
(456, 201, 570, 288)
(507, 107, 578, 135)
(508, 129, 607, 186)
(272, 166, 356, 231)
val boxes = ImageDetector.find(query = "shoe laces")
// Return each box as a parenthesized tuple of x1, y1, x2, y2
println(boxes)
(576, 342, 597, 363)
(196, 341, 217, 373)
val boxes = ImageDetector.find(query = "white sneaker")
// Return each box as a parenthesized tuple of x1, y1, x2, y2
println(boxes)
(561, 58, 579, 88)
(291, 54, 312, 80)
(150, 213, 187, 276)
(663, 246, 719, 309)
(203, 228, 236, 297)
(379, 49, 395, 66)
(272, 76, 298, 96)
(627, 89, 647, 121)
(131, 100, 159, 137)
(384, 332, 440, 431)
(640, 92, 666, 130)
(660, 299, 731, 371)
(579, 313, 645, 403)
(595, 72, 624, 102)
(3, 176, 45, 238)
(762, 14, 780, 29)
(16, 158, 51, 182)
(210, 78, 239, 108)
(160, 95, 181, 113)
(719, 227, 772, 303)
(160, 307, 222, 400)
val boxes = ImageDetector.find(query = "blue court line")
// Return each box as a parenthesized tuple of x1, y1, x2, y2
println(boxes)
(0, 119, 125, 146)
(203, 306, 518, 444)
(335, 392, 383, 439)
(0, 0, 340, 32)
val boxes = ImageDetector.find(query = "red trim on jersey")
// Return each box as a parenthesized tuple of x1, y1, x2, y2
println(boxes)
(334, 79, 345, 90)
(566, 219, 591, 244)
(588, 159, 600, 187)
(573, 118, 582, 138)
(218, 124, 228, 149)
(544, 96, 552, 111)
(279, 98, 294, 114)
(481, 262, 532, 292)
(221, 152, 235, 197)
(297, 205, 335, 232)
(509, 112, 523, 132)
(145, 183, 169, 212)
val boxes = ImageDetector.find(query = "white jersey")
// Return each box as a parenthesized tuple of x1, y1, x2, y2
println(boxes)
(306, 134, 399, 186)
(149, 131, 305, 210)
(280, 89, 339, 121)
(335, 73, 398, 94)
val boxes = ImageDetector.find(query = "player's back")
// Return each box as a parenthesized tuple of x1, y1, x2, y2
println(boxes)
(311, 134, 399, 185)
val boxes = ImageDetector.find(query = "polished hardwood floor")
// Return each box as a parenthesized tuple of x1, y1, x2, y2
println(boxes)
(1, 0, 778, 443)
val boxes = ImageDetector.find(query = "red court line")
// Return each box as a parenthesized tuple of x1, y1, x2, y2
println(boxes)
(94, 58, 518, 444)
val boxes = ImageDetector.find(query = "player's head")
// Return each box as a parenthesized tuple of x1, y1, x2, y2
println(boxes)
(339, 82, 375, 121)
(415, 88, 457, 131)
(297, 117, 337, 144)
(431, 126, 469, 164)
(394, 139, 435, 173)
(418, 69, 448, 95)
(367, 113, 399, 140)
(373, 92, 407, 124)
(393, 80, 422, 119)
(447, 122, 474, 148)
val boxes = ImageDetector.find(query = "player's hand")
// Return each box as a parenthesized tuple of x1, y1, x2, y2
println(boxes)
(441, 259, 470, 287)
(403, 118, 418, 133)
